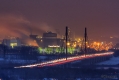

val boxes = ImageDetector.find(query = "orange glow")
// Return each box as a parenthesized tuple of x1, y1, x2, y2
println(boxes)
(67, 42, 70, 46)
(26, 39, 38, 46)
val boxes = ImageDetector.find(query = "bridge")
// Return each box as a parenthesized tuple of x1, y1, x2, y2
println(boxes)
(14, 52, 113, 68)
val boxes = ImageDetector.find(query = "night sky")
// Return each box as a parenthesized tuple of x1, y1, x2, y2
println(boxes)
(0, 0, 119, 42)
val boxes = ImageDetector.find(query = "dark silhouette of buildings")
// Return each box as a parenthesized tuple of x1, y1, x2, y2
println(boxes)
(30, 31, 64, 48)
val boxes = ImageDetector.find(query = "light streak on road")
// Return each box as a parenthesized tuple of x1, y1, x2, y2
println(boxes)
(14, 52, 113, 68)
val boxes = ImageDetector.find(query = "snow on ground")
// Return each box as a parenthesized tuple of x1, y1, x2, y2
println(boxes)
(0, 57, 36, 64)
(37, 56, 47, 59)
(97, 56, 119, 65)
(5, 59, 36, 63)
(0, 58, 4, 60)
(76, 78, 81, 80)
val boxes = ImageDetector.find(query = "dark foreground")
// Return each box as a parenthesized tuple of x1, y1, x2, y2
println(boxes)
(0, 67, 119, 80)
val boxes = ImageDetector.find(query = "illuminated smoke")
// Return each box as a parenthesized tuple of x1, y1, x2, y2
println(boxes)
(0, 14, 57, 46)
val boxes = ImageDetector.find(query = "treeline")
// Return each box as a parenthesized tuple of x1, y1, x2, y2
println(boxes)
(0, 44, 39, 55)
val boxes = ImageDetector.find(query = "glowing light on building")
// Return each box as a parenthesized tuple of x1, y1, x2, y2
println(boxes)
(67, 42, 70, 46)
(48, 45, 60, 47)
(10, 43, 17, 48)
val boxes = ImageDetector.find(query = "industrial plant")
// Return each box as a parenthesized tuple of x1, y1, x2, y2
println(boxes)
(30, 31, 64, 48)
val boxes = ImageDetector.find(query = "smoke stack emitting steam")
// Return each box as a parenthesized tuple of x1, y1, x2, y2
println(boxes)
(0, 14, 58, 46)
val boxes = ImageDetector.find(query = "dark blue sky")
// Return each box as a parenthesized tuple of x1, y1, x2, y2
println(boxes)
(0, 0, 119, 41)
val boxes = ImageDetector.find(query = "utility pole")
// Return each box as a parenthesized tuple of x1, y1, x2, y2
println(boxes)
(84, 27, 87, 57)
(65, 26, 68, 60)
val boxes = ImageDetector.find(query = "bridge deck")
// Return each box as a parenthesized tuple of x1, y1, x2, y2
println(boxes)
(14, 52, 113, 68)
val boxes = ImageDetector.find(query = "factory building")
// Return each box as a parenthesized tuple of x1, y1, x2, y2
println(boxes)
(2, 37, 21, 48)
(30, 31, 64, 48)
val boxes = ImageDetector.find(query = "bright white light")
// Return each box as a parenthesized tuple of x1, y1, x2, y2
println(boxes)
(48, 45, 60, 47)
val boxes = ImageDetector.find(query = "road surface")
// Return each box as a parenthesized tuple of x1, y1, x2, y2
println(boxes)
(14, 52, 113, 68)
